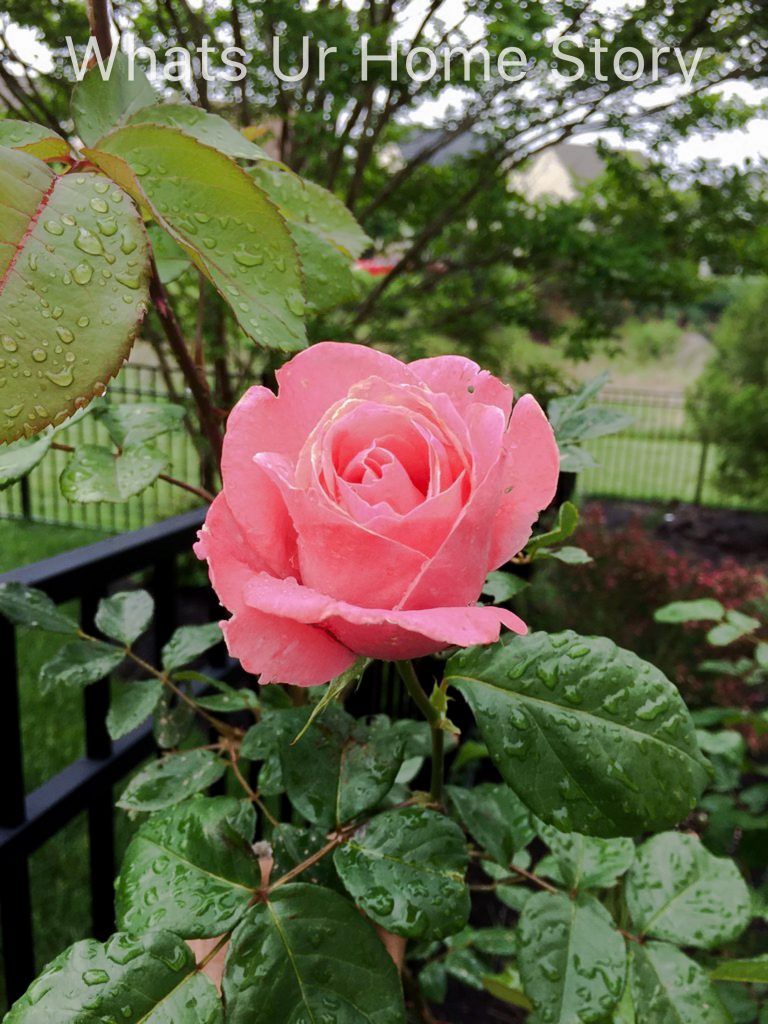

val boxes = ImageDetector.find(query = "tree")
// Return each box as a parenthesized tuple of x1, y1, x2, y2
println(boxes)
(2, 0, 767, 348)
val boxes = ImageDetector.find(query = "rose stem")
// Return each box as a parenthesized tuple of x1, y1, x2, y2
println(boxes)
(397, 660, 444, 804)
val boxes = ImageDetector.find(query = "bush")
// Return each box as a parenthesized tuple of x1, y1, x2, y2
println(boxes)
(688, 278, 768, 501)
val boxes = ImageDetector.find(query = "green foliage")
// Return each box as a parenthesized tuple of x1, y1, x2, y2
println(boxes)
(334, 806, 469, 940)
(0, 147, 150, 443)
(106, 678, 163, 739)
(161, 623, 222, 671)
(116, 797, 259, 937)
(0, 581, 79, 634)
(689, 279, 768, 501)
(518, 891, 627, 1023)
(624, 832, 752, 949)
(631, 942, 730, 1024)
(548, 374, 634, 473)
(446, 631, 709, 836)
(117, 750, 227, 811)
(223, 884, 406, 1024)
(4, 931, 222, 1023)
(38, 639, 125, 693)
(447, 783, 534, 868)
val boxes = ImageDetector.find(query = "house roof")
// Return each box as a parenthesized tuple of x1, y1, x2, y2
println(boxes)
(396, 131, 610, 181)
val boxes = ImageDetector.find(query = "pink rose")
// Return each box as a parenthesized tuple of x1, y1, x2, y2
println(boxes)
(195, 343, 559, 686)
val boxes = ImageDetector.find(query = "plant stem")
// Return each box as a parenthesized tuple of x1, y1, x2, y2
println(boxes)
(397, 660, 444, 804)
(86, 0, 113, 56)
(149, 257, 224, 470)
(50, 442, 215, 503)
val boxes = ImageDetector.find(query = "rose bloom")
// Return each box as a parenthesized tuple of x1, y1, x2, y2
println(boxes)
(195, 343, 559, 686)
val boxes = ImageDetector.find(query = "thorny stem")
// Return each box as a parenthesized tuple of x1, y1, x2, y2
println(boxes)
(397, 660, 444, 804)
(50, 443, 215, 504)
(149, 256, 224, 470)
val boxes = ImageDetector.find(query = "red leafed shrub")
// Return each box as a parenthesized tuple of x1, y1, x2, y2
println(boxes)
(531, 505, 766, 705)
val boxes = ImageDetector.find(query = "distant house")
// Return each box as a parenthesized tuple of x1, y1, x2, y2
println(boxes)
(385, 131, 625, 202)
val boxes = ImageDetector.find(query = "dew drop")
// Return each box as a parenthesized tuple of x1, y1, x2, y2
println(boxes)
(73, 262, 93, 285)
(46, 367, 75, 387)
(44, 220, 64, 236)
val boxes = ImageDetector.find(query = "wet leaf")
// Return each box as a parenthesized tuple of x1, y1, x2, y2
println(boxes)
(107, 678, 163, 740)
(280, 705, 403, 827)
(116, 796, 259, 938)
(161, 622, 222, 671)
(625, 832, 751, 949)
(39, 639, 125, 693)
(0, 581, 78, 634)
(250, 162, 370, 257)
(223, 884, 405, 1024)
(0, 431, 53, 488)
(96, 401, 184, 447)
(631, 942, 730, 1024)
(483, 965, 533, 1010)
(419, 960, 447, 1003)
(0, 119, 71, 161)
(482, 570, 529, 604)
(518, 891, 626, 1024)
(446, 631, 709, 837)
(0, 148, 149, 443)
(96, 589, 154, 645)
(87, 126, 305, 352)
(447, 782, 535, 866)
(536, 823, 635, 890)
(707, 610, 761, 647)
(5, 930, 221, 1023)
(711, 956, 768, 984)
(334, 806, 470, 940)
(118, 750, 227, 812)
(71, 51, 158, 146)
(60, 443, 168, 502)
(526, 501, 579, 555)
(126, 103, 268, 159)
(271, 822, 342, 890)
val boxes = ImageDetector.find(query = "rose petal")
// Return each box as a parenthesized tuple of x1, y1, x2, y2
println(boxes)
(243, 572, 526, 661)
(195, 494, 355, 686)
(489, 394, 560, 568)
(408, 354, 513, 419)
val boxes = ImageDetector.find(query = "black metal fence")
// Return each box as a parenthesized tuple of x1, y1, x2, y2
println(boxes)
(0, 508, 222, 1007)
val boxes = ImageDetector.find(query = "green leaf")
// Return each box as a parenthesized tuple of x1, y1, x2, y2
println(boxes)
(107, 678, 163, 740)
(0, 149, 150, 443)
(240, 707, 307, 796)
(281, 706, 404, 827)
(445, 631, 709, 837)
(518, 891, 626, 1024)
(162, 622, 222, 671)
(0, 431, 53, 489)
(116, 796, 259, 938)
(461, 927, 518, 956)
(71, 51, 158, 147)
(96, 589, 154, 645)
(419, 960, 447, 1003)
(549, 375, 634, 446)
(483, 965, 533, 1010)
(292, 657, 368, 744)
(711, 956, 768, 984)
(96, 401, 185, 447)
(148, 223, 190, 282)
(540, 545, 593, 565)
(559, 445, 599, 473)
(126, 104, 267, 159)
(5, 930, 221, 1023)
(153, 692, 195, 750)
(696, 729, 745, 792)
(654, 599, 726, 624)
(290, 220, 364, 312)
(537, 823, 635, 890)
(707, 610, 761, 647)
(482, 571, 530, 604)
(443, 947, 487, 989)
(334, 806, 470, 940)
(61, 443, 168, 502)
(39, 639, 125, 693)
(88, 126, 306, 352)
(0, 581, 78, 634)
(625, 832, 751, 949)
(0, 119, 71, 161)
(250, 163, 370, 257)
(631, 942, 730, 1024)
(447, 782, 535, 866)
(756, 643, 768, 669)
(223, 884, 406, 1024)
(271, 822, 342, 890)
(118, 750, 227, 811)
(527, 501, 579, 555)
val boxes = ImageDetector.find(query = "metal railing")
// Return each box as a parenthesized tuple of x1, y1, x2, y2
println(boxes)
(0, 508, 223, 1007)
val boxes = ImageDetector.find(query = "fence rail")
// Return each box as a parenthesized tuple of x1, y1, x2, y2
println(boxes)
(0, 508, 219, 1006)
(0, 374, 763, 532)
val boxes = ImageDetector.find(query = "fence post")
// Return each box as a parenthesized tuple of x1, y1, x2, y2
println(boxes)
(0, 619, 36, 1000)
(693, 440, 710, 505)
